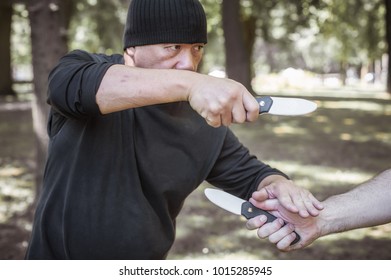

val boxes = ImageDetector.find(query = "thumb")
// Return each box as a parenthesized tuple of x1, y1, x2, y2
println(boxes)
(249, 197, 279, 211)
(251, 188, 270, 202)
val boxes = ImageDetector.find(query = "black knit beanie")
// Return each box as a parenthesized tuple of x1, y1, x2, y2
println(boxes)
(123, 0, 207, 49)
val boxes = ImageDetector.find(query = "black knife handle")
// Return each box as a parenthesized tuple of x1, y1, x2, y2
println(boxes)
(241, 201, 300, 245)
(256, 96, 273, 114)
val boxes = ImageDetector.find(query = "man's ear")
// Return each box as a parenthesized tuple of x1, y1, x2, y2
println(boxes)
(123, 47, 135, 66)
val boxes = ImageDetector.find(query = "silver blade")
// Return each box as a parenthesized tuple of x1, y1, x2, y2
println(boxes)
(204, 188, 245, 216)
(256, 96, 317, 115)
(268, 97, 317, 116)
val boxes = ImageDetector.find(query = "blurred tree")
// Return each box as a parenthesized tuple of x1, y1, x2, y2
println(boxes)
(385, 0, 391, 93)
(198, 0, 224, 74)
(69, 0, 128, 53)
(0, 0, 16, 97)
(222, 0, 255, 92)
(252, 0, 279, 73)
(27, 0, 73, 195)
(319, 0, 385, 84)
(221, 0, 325, 90)
(11, 4, 32, 76)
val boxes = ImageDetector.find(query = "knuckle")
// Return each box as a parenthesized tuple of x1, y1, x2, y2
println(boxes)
(250, 101, 259, 112)
(257, 229, 267, 239)
(209, 122, 220, 128)
(234, 113, 246, 123)
(209, 106, 220, 116)
(268, 235, 279, 244)
(277, 242, 289, 252)
(246, 219, 257, 230)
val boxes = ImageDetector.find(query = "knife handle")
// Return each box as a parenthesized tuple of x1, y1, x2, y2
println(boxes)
(241, 201, 300, 245)
(255, 96, 273, 114)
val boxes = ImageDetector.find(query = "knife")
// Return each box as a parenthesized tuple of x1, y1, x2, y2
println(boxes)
(204, 188, 300, 245)
(256, 96, 317, 116)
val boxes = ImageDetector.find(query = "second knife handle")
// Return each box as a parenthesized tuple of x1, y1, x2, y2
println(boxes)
(256, 96, 273, 114)
(241, 201, 300, 245)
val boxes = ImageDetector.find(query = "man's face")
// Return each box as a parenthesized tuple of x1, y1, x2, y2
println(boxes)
(124, 43, 204, 72)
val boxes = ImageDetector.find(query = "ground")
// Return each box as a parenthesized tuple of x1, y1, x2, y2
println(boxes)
(0, 86, 390, 260)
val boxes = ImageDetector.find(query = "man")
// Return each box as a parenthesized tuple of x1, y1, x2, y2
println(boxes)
(246, 169, 391, 251)
(25, 0, 322, 259)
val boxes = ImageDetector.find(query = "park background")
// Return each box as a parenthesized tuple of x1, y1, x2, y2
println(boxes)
(0, 0, 390, 259)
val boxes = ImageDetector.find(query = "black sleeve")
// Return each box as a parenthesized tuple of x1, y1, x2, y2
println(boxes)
(206, 129, 289, 200)
(47, 50, 119, 119)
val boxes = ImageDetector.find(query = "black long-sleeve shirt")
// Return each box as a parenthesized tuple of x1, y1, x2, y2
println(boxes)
(25, 50, 287, 259)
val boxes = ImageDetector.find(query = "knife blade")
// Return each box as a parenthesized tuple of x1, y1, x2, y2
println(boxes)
(256, 96, 317, 116)
(204, 188, 300, 245)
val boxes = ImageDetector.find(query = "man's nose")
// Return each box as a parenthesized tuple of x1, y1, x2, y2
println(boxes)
(175, 50, 197, 71)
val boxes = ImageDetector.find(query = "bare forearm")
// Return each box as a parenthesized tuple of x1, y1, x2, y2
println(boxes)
(96, 65, 196, 114)
(318, 169, 391, 236)
(96, 64, 260, 127)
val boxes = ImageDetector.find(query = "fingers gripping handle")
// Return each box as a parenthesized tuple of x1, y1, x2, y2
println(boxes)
(241, 201, 300, 245)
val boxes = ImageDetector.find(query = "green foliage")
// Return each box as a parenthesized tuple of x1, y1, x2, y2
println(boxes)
(229, 0, 385, 74)
(11, 5, 31, 66)
(319, 0, 385, 65)
(199, 0, 225, 73)
(10, 0, 388, 74)
(69, 0, 128, 53)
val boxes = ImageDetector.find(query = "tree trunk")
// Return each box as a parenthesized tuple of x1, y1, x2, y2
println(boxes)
(385, 0, 391, 94)
(222, 0, 254, 93)
(27, 0, 70, 196)
(0, 1, 16, 97)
